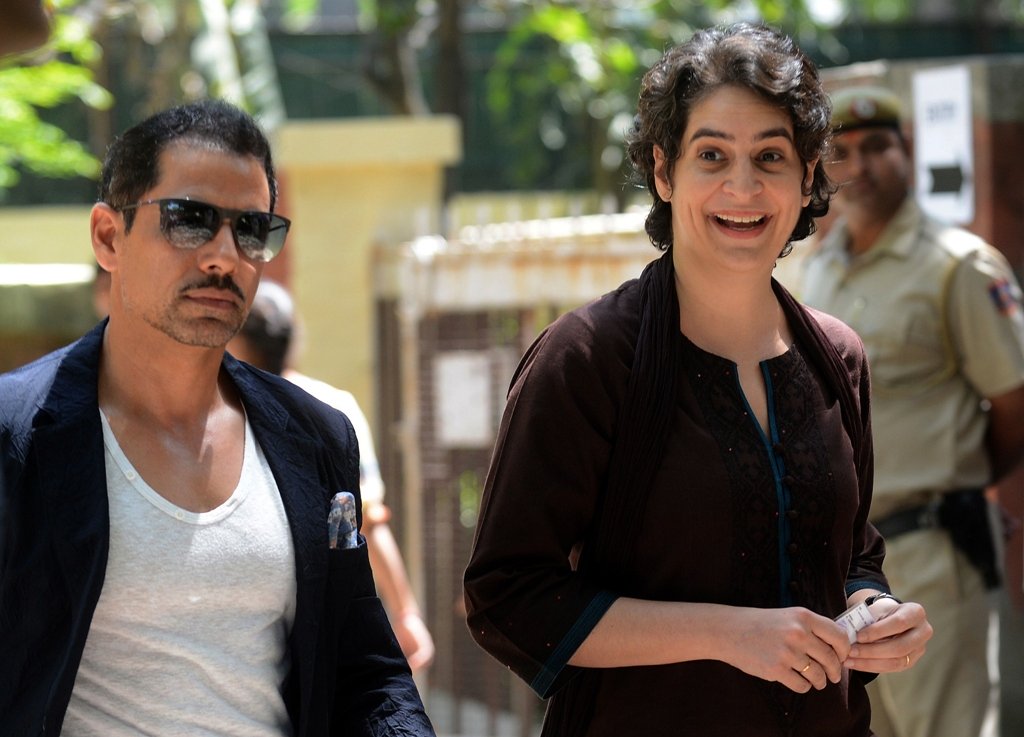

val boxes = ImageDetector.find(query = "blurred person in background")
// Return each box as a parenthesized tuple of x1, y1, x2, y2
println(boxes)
(465, 23, 931, 737)
(801, 85, 1024, 737)
(228, 279, 435, 674)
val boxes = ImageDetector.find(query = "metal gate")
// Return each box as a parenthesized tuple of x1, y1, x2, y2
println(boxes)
(373, 212, 657, 735)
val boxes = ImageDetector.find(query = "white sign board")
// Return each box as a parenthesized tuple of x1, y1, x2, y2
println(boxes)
(434, 351, 493, 448)
(912, 65, 974, 224)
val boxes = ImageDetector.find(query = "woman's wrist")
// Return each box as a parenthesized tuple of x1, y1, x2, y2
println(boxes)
(864, 592, 902, 606)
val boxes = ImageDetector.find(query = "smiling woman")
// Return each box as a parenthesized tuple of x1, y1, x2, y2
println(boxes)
(651, 85, 816, 283)
(464, 22, 933, 737)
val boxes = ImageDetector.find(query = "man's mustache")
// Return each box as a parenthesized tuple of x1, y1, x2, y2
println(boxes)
(180, 275, 245, 302)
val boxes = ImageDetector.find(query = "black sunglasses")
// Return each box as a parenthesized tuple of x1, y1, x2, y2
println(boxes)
(116, 198, 290, 263)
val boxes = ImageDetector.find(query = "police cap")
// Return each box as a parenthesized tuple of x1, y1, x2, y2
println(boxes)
(830, 85, 903, 133)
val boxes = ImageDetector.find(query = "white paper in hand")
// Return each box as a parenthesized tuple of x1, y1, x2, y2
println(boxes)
(834, 601, 876, 644)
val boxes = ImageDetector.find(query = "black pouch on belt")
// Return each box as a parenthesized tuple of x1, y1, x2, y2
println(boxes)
(937, 490, 1001, 589)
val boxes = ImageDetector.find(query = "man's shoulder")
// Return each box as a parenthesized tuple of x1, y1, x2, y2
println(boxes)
(229, 360, 355, 440)
(228, 359, 362, 511)
(283, 371, 359, 416)
(914, 209, 994, 266)
(0, 337, 91, 430)
(909, 214, 1022, 303)
(0, 346, 65, 399)
(805, 220, 849, 263)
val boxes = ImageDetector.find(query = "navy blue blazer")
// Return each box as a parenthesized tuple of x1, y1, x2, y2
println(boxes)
(0, 322, 434, 737)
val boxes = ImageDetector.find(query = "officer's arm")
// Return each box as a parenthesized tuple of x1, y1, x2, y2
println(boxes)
(987, 383, 1024, 481)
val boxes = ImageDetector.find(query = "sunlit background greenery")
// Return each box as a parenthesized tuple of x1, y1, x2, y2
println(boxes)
(3, 0, 1024, 206)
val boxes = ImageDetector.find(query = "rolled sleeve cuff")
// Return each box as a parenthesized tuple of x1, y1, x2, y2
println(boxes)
(845, 579, 890, 598)
(529, 590, 617, 698)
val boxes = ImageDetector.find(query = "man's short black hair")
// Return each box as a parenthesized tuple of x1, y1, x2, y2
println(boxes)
(99, 99, 278, 231)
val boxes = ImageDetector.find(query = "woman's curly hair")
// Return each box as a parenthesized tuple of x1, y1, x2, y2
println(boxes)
(625, 23, 834, 256)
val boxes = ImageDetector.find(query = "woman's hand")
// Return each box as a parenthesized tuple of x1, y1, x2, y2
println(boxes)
(723, 607, 851, 694)
(843, 598, 932, 673)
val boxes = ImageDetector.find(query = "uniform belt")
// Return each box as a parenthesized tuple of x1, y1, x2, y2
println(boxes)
(873, 499, 943, 539)
(874, 489, 999, 588)
(873, 489, 987, 539)
(877, 490, 981, 537)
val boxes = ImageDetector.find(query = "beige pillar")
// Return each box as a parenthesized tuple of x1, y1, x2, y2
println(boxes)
(275, 116, 461, 421)
(0, 206, 91, 263)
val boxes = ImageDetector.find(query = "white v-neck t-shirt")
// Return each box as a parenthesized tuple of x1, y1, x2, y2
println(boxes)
(62, 412, 297, 736)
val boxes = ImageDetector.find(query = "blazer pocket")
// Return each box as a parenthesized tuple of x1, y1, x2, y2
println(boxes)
(326, 536, 378, 609)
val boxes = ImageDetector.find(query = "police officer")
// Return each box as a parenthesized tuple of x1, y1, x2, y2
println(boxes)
(802, 85, 1024, 737)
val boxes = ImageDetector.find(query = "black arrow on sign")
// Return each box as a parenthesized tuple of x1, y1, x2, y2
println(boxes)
(929, 163, 966, 194)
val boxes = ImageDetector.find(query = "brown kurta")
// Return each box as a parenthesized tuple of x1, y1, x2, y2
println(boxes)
(464, 276, 887, 737)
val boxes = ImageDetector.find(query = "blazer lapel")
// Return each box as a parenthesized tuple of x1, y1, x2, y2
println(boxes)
(35, 416, 109, 609)
(228, 360, 329, 735)
(33, 324, 110, 627)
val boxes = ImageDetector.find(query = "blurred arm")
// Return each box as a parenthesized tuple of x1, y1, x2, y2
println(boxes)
(986, 384, 1024, 482)
(365, 507, 435, 673)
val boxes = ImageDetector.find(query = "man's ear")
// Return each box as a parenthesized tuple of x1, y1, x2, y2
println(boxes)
(91, 203, 120, 272)
(653, 145, 673, 202)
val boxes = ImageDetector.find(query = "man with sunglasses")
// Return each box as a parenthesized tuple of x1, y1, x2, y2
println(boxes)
(801, 86, 1024, 737)
(0, 99, 435, 737)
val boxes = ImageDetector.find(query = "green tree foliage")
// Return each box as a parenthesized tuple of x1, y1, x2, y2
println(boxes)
(0, 4, 111, 191)
(479, 0, 1017, 196)
(356, 0, 430, 114)
(0, 0, 289, 199)
(484, 0, 825, 199)
(3, 0, 1019, 199)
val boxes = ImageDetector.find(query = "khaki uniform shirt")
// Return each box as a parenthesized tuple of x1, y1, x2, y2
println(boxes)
(802, 198, 1024, 520)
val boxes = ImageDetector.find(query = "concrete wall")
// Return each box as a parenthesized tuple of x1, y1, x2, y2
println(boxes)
(0, 208, 96, 371)
(1, 206, 92, 263)
(275, 115, 461, 420)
